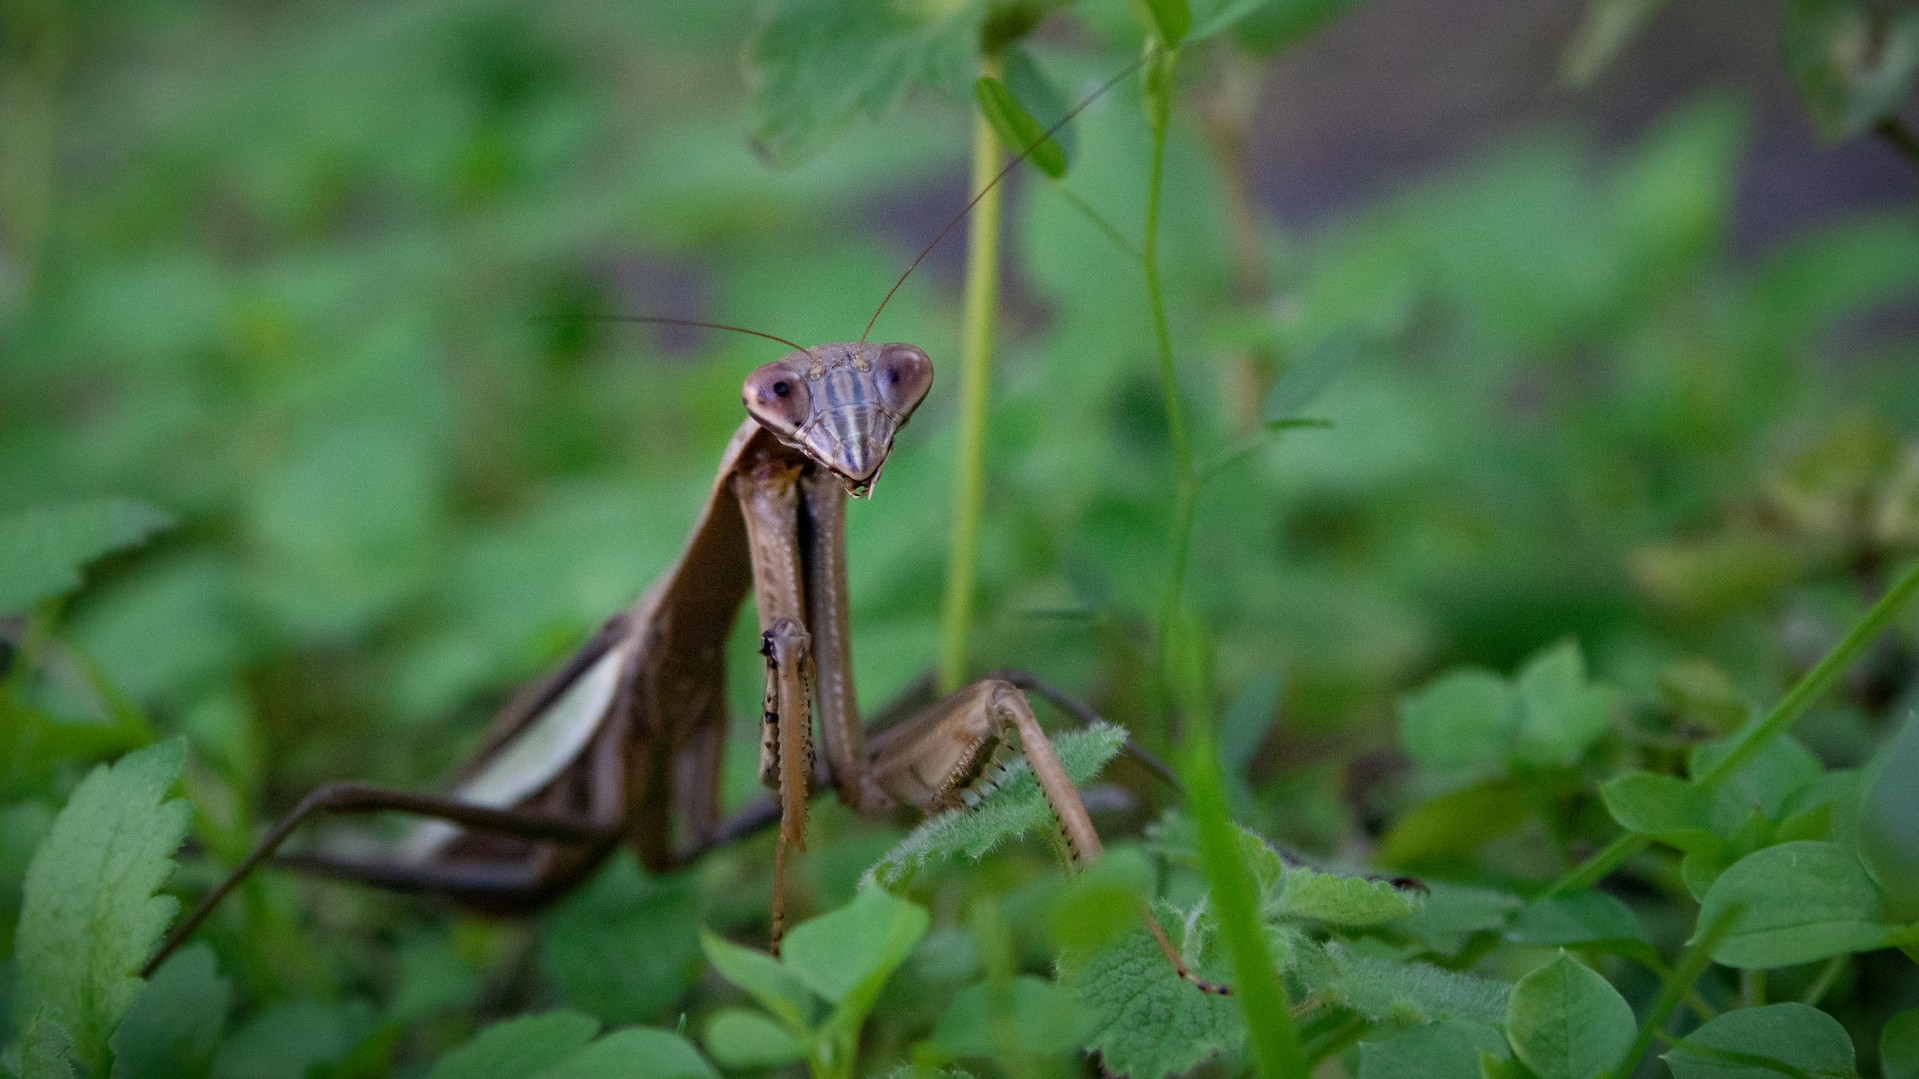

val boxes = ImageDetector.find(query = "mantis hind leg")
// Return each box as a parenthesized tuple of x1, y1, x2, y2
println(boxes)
(869, 679, 1230, 995)
(141, 781, 620, 978)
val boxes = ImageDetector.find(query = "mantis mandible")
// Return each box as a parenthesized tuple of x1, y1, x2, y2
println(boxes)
(141, 51, 1223, 994)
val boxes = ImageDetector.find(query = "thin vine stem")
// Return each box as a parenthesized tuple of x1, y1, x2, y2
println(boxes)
(937, 50, 1007, 693)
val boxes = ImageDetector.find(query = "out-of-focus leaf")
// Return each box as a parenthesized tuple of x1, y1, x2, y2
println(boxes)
(1513, 640, 1615, 767)
(1399, 669, 1517, 775)
(1506, 892, 1647, 948)
(976, 76, 1067, 179)
(780, 887, 928, 1010)
(423, 1011, 600, 1079)
(745, 0, 985, 164)
(1137, 0, 1191, 46)
(210, 998, 375, 1079)
(1782, 0, 1919, 141)
(1503, 953, 1635, 1079)
(1601, 772, 1715, 849)
(1883, 1008, 1919, 1079)
(531, 1028, 717, 1079)
(0, 499, 172, 614)
(1695, 841, 1894, 968)
(1227, 0, 1368, 53)
(1264, 328, 1357, 424)
(15, 739, 191, 1075)
(540, 857, 702, 1024)
(1392, 882, 1524, 956)
(1663, 1003, 1857, 1079)
(18, 1008, 75, 1079)
(1357, 1019, 1508, 1079)
(110, 944, 230, 1079)
(1558, 0, 1668, 86)
(1857, 708, 1919, 921)
(931, 976, 1096, 1057)
(702, 1009, 805, 1070)
(700, 932, 818, 1032)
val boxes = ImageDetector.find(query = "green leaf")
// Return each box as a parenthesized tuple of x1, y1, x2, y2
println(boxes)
(1059, 918, 1240, 1079)
(1225, 0, 1368, 53)
(1358, 1019, 1509, 1079)
(931, 976, 1096, 1057)
(15, 739, 192, 1075)
(1399, 669, 1518, 774)
(1857, 709, 1919, 921)
(1137, 0, 1192, 46)
(209, 998, 375, 1079)
(1326, 944, 1510, 1027)
(1883, 1008, 1919, 1079)
(1505, 892, 1646, 948)
(1512, 640, 1614, 767)
(540, 858, 702, 1024)
(702, 1009, 806, 1070)
(1558, 0, 1669, 85)
(424, 1011, 601, 1079)
(1782, 0, 1919, 141)
(1278, 865, 1424, 926)
(0, 498, 173, 613)
(531, 1029, 718, 1079)
(1695, 841, 1894, 968)
(1663, 1003, 1858, 1079)
(782, 886, 927, 1003)
(975, 76, 1066, 180)
(698, 932, 818, 1032)
(18, 1009, 75, 1079)
(868, 723, 1127, 887)
(109, 944, 230, 1079)
(1393, 882, 1524, 956)
(745, 0, 985, 164)
(1601, 772, 1716, 849)
(1503, 953, 1635, 1079)
(1265, 327, 1358, 423)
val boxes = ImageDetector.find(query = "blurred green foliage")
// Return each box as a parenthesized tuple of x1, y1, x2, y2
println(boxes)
(4, 0, 1919, 1075)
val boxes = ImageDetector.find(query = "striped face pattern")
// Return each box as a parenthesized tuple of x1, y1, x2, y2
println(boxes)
(741, 342, 934, 496)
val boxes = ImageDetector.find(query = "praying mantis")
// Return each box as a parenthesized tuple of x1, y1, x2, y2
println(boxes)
(140, 50, 1224, 994)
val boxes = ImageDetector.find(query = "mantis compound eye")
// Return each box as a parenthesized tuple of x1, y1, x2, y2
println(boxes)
(875, 344, 932, 416)
(743, 363, 813, 438)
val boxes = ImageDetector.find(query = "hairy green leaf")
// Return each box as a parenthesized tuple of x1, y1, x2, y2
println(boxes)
(15, 739, 191, 1074)
(18, 1008, 75, 1079)
(1663, 1003, 1857, 1079)
(1278, 865, 1424, 926)
(1060, 917, 1240, 1079)
(1504, 953, 1635, 1079)
(1325, 943, 1509, 1026)
(868, 723, 1127, 887)
(0, 499, 172, 613)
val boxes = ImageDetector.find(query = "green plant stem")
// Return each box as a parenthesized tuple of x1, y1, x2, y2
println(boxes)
(1546, 557, 1919, 895)
(937, 49, 1006, 694)
(1182, 725, 1307, 1079)
(1615, 903, 1737, 1079)
(1141, 44, 1201, 738)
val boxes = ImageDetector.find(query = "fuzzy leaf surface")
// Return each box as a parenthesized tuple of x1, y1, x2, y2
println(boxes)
(15, 739, 191, 1073)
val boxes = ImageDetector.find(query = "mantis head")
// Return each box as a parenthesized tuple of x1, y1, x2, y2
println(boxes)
(742, 342, 933, 497)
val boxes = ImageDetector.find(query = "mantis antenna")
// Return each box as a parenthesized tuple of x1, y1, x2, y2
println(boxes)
(586, 314, 818, 362)
(859, 50, 1150, 345)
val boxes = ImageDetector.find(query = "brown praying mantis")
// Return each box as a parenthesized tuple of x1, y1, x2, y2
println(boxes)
(141, 50, 1226, 995)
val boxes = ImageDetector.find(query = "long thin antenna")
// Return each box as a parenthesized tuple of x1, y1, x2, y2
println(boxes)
(586, 314, 816, 359)
(860, 51, 1150, 345)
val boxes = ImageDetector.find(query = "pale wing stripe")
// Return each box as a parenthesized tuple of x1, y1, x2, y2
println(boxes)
(398, 641, 629, 863)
